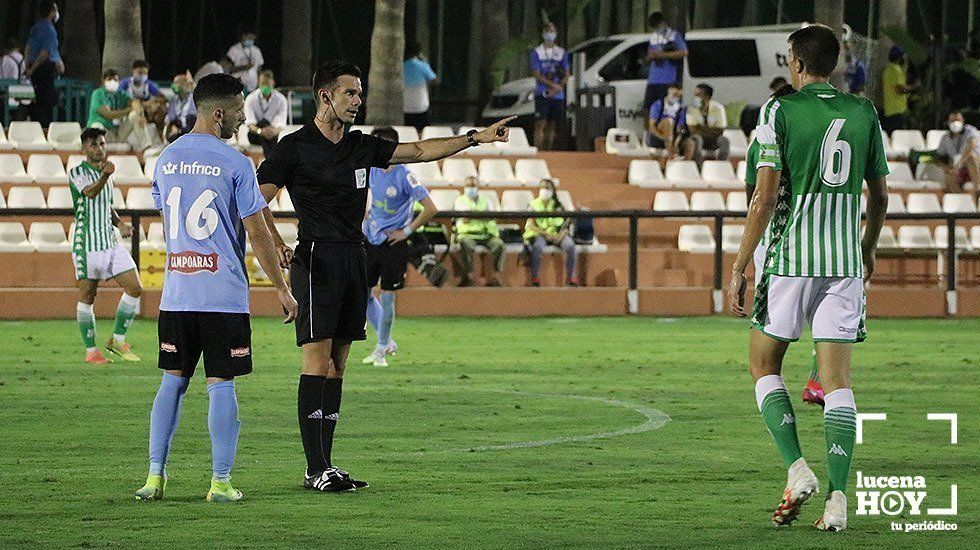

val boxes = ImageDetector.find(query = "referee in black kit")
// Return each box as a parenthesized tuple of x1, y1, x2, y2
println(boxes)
(256, 60, 515, 492)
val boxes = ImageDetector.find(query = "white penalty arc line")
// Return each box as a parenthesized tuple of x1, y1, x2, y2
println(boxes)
(409, 390, 671, 455)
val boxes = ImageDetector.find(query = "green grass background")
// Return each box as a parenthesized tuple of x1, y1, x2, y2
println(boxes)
(0, 317, 976, 548)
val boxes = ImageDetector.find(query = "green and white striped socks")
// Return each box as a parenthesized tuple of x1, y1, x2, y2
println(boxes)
(823, 389, 857, 493)
(76, 302, 97, 352)
(755, 375, 803, 468)
(113, 293, 139, 343)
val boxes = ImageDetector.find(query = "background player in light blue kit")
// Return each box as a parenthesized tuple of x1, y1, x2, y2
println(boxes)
(361, 126, 439, 367)
(135, 74, 297, 503)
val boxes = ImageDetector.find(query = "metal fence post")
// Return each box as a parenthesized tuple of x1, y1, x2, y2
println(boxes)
(131, 212, 141, 271)
(946, 216, 957, 315)
(628, 213, 638, 315)
(712, 215, 724, 313)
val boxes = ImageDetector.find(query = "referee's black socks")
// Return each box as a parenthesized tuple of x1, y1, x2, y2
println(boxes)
(321, 378, 343, 468)
(298, 374, 344, 475)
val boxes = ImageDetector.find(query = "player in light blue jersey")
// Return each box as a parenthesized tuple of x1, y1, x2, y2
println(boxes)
(135, 74, 297, 503)
(360, 127, 438, 366)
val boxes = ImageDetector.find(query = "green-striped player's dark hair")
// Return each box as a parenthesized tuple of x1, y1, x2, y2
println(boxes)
(80, 127, 106, 145)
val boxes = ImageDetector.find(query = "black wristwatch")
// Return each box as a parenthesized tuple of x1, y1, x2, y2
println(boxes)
(466, 129, 479, 147)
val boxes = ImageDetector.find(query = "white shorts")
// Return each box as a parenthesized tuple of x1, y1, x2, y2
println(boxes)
(753, 241, 767, 286)
(72, 244, 137, 281)
(751, 274, 867, 343)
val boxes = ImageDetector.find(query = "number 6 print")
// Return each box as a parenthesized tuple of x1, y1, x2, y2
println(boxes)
(820, 118, 851, 187)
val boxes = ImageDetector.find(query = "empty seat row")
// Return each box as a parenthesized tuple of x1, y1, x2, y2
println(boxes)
(887, 192, 978, 214)
(1, 185, 126, 209)
(0, 221, 137, 252)
(0, 154, 152, 185)
(0, 122, 85, 151)
(408, 158, 552, 187)
(629, 160, 743, 189)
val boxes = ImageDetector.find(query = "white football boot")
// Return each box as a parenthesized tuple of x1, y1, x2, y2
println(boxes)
(772, 457, 820, 527)
(815, 490, 847, 531)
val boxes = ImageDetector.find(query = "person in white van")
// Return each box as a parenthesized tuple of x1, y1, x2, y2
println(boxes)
(682, 83, 729, 162)
(643, 12, 688, 115)
(530, 22, 571, 151)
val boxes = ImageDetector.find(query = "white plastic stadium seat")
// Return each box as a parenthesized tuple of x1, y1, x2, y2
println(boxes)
(885, 161, 918, 190)
(458, 127, 498, 156)
(889, 130, 926, 157)
(144, 156, 159, 179)
(7, 186, 46, 208)
(905, 193, 941, 214)
(112, 187, 126, 208)
(275, 222, 299, 247)
(925, 129, 946, 151)
(0, 154, 33, 184)
(0, 190, 5, 208)
(881, 130, 898, 160)
(885, 193, 905, 214)
(108, 155, 150, 185)
(406, 161, 445, 187)
(942, 193, 977, 213)
(897, 226, 934, 248)
(678, 224, 715, 253)
(392, 126, 420, 142)
(727, 191, 748, 211)
(478, 156, 517, 187)
(454, 190, 501, 211)
(0, 222, 34, 251)
(428, 189, 461, 211)
(500, 190, 534, 211)
(627, 160, 666, 188)
(972, 227, 980, 250)
(495, 127, 537, 156)
(604, 128, 647, 157)
(876, 226, 898, 248)
(653, 191, 690, 211)
(350, 125, 374, 135)
(441, 158, 478, 186)
(8, 121, 54, 150)
(736, 160, 747, 182)
(664, 160, 704, 188)
(146, 222, 166, 250)
(700, 160, 741, 189)
(29, 222, 70, 252)
(723, 129, 749, 158)
(276, 189, 294, 212)
(420, 126, 454, 140)
(0, 126, 13, 150)
(556, 190, 574, 211)
(26, 154, 68, 185)
(236, 125, 262, 153)
(721, 224, 744, 253)
(514, 159, 551, 187)
(126, 188, 156, 210)
(66, 154, 87, 171)
(46, 187, 73, 209)
(934, 226, 971, 250)
(47, 122, 83, 150)
(689, 191, 725, 211)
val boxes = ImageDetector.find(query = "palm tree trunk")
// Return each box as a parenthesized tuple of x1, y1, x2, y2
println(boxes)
(692, 0, 720, 29)
(102, 0, 146, 73)
(479, 0, 510, 102)
(366, 0, 405, 126)
(62, 0, 101, 82)
(813, 0, 845, 89)
(874, 0, 908, 104)
(281, 0, 312, 87)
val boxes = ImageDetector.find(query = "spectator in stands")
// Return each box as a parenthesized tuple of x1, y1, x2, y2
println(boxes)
(647, 82, 685, 157)
(740, 77, 789, 136)
(769, 77, 788, 94)
(87, 69, 158, 152)
(194, 55, 234, 83)
(403, 41, 438, 132)
(244, 69, 287, 156)
(524, 178, 577, 287)
(119, 60, 165, 100)
(842, 41, 867, 95)
(226, 31, 263, 92)
(881, 45, 915, 134)
(24, 1, 63, 126)
(682, 83, 729, 163)
(643, 11, 687, 115)
(1, 39, 26, 80)
(455, 176, 505, 287)
(530, 22, 571, 151)
(164, 71, 196, 142)
(936, 111, 979, 200)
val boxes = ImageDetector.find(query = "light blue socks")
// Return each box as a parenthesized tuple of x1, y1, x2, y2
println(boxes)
(207, 380, 240, 482)
(148, 373, 189, 476)
(366, 292, 382, 334)
(377, 292, 396, 352)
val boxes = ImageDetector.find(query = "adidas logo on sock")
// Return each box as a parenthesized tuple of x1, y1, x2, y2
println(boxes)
(828, 443, 848, 456)
(779, 414, 796, 426)
(308, 409, 323, 420)
(325, 412, 339, 421)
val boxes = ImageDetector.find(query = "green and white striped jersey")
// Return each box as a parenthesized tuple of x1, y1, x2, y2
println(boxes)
(755, 82, 889, 278)
(68, 161, 118, 253)
(743, 138, 772, 249)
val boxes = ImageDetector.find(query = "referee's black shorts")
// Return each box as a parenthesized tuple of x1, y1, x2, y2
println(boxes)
(365, 240, 409, 291)
(290, 241, 368, 346)
(157, 311, 252, 378)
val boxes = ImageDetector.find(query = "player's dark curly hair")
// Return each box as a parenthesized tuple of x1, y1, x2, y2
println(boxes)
(788, 24, 840, 78)
(312, 60, 361, 101)
(80, 126, 106, 145)
(194, 73, 245, 106)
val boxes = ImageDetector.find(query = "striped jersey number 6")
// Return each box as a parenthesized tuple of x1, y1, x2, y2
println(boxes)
(165, 186, 219, 240)
(819, 118, 851, 187)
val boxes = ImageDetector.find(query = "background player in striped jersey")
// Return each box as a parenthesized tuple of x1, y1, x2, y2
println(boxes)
(743, 83, 824, 407)
(729, 25, 889, 531)
(69, 127, 143, 364)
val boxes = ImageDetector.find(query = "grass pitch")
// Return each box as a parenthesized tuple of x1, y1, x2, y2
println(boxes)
(0, 316, 976, 548)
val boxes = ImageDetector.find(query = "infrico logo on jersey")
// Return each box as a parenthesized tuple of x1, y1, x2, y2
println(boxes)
(167, 251, 219, 274)
(161, 161, 222, 177)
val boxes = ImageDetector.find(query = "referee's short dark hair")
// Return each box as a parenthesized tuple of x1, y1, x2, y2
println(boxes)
(194, 73, 245, 106)
(788, 24, 840, 78)
(81, 126, 106, 145)
(371, 126, 399, 143)
(312, 60, 361, 100)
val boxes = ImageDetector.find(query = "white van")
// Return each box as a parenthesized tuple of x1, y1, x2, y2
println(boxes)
(481, 26, 798, 138)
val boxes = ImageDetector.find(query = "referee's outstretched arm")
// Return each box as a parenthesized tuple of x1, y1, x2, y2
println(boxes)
(388, 116, 517, 164)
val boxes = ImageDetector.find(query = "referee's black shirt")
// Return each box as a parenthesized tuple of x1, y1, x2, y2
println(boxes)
(256, 125, 398, 243)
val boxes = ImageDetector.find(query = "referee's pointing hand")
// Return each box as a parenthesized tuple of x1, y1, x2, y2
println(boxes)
(475, 116, 518, 144)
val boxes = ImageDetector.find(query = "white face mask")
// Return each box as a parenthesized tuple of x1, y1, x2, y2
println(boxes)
(692, 96, 703, 109)
(949, 120, 964, 133)
(465, 186, 479, 199)
(539, 189, 553, 201)
(104, 80, 119, 93)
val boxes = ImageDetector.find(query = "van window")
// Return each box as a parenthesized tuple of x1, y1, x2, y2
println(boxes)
(686, 39, 761, 77)
(598, 43, 649, 82)
(570, 39, 619, 68)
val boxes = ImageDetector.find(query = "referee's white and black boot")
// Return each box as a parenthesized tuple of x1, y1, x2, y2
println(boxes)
(304, 468, 358, 492)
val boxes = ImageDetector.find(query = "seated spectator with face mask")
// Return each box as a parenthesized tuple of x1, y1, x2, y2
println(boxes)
(647, 83, 685, 158)
(524, 178, 577, 287)
(936, 111, 980, 200)
(682, 83, 729, 162)
(164, 71, 196, 142)
(87, 69, 160, 152)
(119, 60, 165, 100)
(455, 176, 506, 287)
(244, 69, 287, 156)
